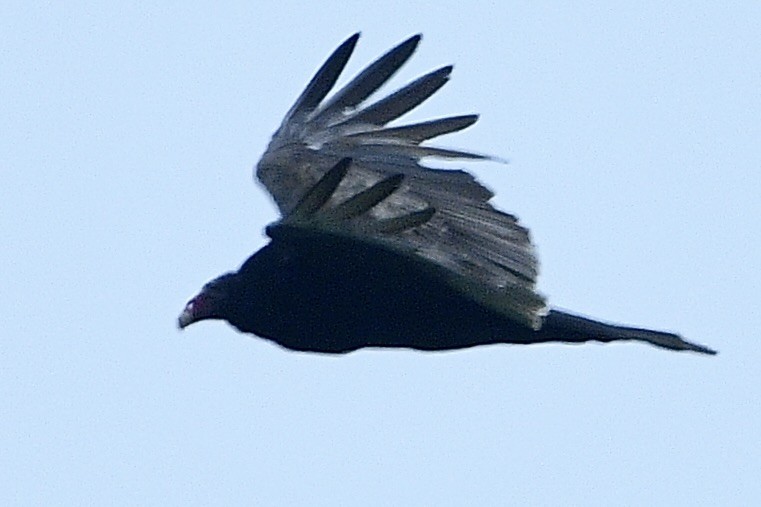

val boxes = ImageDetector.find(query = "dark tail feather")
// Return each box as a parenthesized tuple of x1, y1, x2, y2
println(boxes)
(538, 309, 717, 355)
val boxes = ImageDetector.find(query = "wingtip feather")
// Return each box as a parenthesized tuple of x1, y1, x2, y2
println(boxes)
(288, 158, 352, 219)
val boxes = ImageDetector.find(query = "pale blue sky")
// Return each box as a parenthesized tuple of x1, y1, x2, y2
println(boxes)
(2, 2, 759, 505)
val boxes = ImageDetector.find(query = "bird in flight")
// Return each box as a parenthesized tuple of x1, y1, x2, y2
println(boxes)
(178, 33, 716, 355)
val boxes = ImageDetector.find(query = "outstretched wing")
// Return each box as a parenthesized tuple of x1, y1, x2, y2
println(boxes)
(256, 34, 546, 329)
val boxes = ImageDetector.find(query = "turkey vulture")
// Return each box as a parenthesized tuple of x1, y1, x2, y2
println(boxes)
(178, 33, 716, 355)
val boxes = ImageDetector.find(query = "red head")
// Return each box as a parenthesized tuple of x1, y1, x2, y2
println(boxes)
(177, 273, 237, 329)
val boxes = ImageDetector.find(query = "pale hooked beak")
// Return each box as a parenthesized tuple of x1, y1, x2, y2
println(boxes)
(177, 302, 195, 329)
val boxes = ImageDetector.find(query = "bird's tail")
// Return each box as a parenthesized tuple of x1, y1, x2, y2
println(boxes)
(537, 309, 717, 355)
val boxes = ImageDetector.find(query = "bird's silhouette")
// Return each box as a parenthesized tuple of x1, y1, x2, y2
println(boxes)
(179, 34, 716, 355)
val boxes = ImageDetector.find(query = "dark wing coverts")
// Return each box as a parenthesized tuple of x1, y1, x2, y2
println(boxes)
(256, 33, 546, 329)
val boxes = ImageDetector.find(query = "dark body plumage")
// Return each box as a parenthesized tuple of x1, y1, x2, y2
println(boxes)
(178, 34, 716, 355)
(219, 224, 715, 354)
(222, 226, 534, 353)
